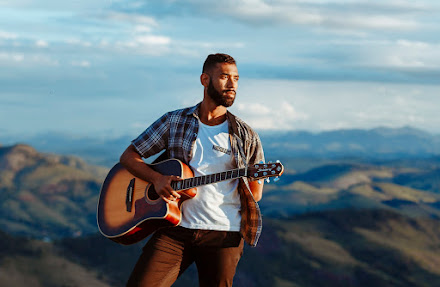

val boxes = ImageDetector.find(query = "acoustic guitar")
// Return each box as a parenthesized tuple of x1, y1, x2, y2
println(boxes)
(97, 158, 283, 245)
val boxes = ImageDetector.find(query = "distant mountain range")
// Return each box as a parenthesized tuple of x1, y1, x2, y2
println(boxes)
(260, 126, 440, 160)
(1, 126, 439, 167)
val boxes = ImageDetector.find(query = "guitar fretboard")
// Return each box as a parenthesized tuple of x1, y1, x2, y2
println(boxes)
(171, 167, 247, 191)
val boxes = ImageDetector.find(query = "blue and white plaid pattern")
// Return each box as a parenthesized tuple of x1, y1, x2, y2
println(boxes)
(132, 103, 265, 247)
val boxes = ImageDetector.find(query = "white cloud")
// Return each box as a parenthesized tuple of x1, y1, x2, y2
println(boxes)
(174, 0, 429, 32)
(241, 100, 309, 130)
(0, 52, 24, 62)
(114, 34, 172, 56)
(358, 39, 440, 70)
(71, 60, 91, 67)
(135, 25, 153, 33)
(106, 11, 158, 26)
(0, 30, 17, 40)
(65, 38, 92, 48)
(327, 15, 419, 31)
(31, 54, 59, 66)
(0, 51, 60, 67)
(36, 39, 49, 47)
(232, 78, 440, 133)
(136, 35, 171, 46)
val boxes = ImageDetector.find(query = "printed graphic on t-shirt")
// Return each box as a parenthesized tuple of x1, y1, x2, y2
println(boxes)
(212, 144, 231, 155)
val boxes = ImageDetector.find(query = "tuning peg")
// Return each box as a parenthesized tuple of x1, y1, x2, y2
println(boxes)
(276, 160, 280, 163)
(259, 161, 264, 164)
(266, 178, 270, 183)
(258, 179, 262, 185)
(274, 177, 280, 182)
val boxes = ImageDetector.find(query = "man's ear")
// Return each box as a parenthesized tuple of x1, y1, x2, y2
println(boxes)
(200, 73, 210, 87)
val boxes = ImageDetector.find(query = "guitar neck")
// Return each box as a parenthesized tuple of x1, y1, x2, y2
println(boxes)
(171, 167, 247, 191)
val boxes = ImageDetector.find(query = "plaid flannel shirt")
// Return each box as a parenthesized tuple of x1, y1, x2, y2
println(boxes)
(131, 103, 265, 247)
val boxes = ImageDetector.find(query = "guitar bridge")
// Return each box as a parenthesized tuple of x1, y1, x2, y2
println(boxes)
(126, 178, 135, 212)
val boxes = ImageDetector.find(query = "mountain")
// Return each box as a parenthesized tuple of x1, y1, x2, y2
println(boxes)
(1, 132, 130, 167)
(261, 158, 440, 219)
(59, 209, 440, 287)
(1, 143, 440, 286)
(2, 209, 440, 287)
(1, 126, 439, 167)
(2, 143, 440, 239)
(0, 230, 112, 287)
(0, 144, 108, 239)
(239, 209, 440, 287)
(260, 126, 440, 160)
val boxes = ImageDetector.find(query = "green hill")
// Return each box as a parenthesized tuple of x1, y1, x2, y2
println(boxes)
(0, 144, 108, 239)
(262, 160, 440, 219)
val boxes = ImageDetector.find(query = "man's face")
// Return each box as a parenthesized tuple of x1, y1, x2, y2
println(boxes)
(206, 63, 239, 108)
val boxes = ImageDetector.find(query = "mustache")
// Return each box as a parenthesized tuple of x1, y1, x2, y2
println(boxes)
(223, 89, 236, 94)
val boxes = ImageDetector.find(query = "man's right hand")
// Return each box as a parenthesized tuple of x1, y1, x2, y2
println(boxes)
(152, 174, 182, 203)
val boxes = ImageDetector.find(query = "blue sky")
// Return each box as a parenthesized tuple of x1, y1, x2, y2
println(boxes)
(1, 0, 440, 141)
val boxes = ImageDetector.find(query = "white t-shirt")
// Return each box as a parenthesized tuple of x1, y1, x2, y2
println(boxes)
(179, 120, 241, 231)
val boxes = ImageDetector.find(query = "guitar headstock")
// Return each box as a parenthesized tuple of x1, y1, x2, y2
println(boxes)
(248, 161, 284, 182)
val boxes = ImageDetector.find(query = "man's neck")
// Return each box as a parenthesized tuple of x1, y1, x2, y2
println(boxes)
(199, 99, 227, 126)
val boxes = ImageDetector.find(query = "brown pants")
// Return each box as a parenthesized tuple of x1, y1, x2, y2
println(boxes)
(126, 226, 244, 287)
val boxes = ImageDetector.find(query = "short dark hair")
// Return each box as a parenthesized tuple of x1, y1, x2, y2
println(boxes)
(202, 53, 236, 73)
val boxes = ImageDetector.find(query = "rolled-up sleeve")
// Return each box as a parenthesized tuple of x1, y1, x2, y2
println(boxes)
(131, 113, 169, 158)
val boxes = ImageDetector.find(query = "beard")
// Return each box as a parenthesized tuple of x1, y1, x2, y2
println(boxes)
(207, 79, 235, 108)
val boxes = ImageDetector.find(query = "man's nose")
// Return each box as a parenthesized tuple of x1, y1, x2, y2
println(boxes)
(227, 78, 237, 89)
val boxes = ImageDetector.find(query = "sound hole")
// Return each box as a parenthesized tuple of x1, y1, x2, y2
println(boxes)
(147, 185, 160, 201)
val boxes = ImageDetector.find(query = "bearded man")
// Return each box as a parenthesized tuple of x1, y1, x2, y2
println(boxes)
(121, 53, 265, 287)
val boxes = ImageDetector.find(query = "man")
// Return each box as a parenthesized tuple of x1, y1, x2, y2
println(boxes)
(121, 53, 265, 287)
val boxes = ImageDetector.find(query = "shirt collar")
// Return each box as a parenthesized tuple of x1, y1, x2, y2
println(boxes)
(186, 102, 201, 118)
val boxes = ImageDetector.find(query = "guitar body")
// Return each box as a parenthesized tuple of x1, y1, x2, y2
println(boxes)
(97, 159, 196, 245)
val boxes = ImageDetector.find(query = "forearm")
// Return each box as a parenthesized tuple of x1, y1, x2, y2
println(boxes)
(119, 145, 162, 185)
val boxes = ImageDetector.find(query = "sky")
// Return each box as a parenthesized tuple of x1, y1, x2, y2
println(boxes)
(1, 0, 440, 141)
